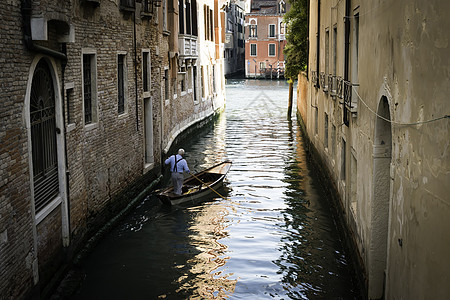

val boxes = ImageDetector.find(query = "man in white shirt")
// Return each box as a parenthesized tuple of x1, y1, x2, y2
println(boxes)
(164, 148, 190, 195)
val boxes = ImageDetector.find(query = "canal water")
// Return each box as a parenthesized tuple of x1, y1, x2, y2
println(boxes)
(68, 79, 361, 299)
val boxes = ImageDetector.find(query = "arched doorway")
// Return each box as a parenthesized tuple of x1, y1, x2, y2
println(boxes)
(26, 56, 70, 287)
(30, 59, 59, 212)
(369, 96, 392, 299)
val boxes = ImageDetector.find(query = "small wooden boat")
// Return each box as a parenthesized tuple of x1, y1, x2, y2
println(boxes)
(156, 160, 232, 205)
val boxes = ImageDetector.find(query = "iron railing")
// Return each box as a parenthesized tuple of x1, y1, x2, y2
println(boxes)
(328, 74, 336, 97)
(344, 80, 352, 108)
(320, 72, 327, 92)
(336, 76, 343, 99)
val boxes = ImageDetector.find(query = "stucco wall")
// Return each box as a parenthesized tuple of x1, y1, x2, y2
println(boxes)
(303, 0, 450, 299)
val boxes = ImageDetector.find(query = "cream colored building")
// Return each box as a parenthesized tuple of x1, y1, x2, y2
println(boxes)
(297, 0, 450, 299)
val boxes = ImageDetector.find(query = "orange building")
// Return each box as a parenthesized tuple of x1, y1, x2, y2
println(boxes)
(244, 0, 289, 78)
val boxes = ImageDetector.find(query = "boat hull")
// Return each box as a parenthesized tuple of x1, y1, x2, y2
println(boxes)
(156, 161, 232, 205)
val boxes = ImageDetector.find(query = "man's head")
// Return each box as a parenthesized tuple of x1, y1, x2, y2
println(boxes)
(178, 148, 185, 156)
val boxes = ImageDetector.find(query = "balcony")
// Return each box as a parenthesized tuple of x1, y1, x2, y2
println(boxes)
(343, 80, 358, 114)
(178, 35, 198, 58)
(320, 72, 328, 93)
(336, 76, 343, 99)
(328, 75, 336, 98)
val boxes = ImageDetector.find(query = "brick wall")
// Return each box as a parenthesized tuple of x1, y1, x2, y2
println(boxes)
(1, 0, 222, 298)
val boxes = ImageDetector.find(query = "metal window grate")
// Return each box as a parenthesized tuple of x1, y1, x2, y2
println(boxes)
(30, 60, 59, 212)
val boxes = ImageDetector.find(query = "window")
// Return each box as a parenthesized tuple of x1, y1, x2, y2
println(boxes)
(331, 124, 336, 156)
(204, 5, 214, 41)
(280, 22, 285, 35)
(185, 0, 191, 35)
(212, 65, 216, 94)
(269, 24, 275, 38)
(82, 53, 97, 125)
(333, 26, 337, 76)
(193, 65, 198, 101)
(259, 61, 266, 70)
(314, 107, 318, 135)
(325, 29, 330, 76)
(209, 8, 214, 41)
(162, 0, 168, 31)
(164, 68, 169, 101)
(180, 68, 186, 93)
(201, 66, 205, 98)
(191, 0, 198, 36)
(324, 113, 329, 149)
(179, 0, 185, 34)
(350, 153, 357, 215)
(250, 44, 256, 56)
(204, 5, 208, 40)
(142, 50, 151, 93)
(341, 139, 346, 180)
(117, 54, 126, 114)
(268, 44, 276, 56)
(66, 86, 74, 125)
(279, 0, 286, 13)
(249, 20, 257, 37)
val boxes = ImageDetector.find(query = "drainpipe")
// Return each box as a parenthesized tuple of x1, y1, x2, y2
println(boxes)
(343, 0, 351, 126)
(60, 43, 71, 245)
(134, 10, 139, 131)
(316, 0, 320, 88)
(21, 0, 67, 62)
(306, 0, 310, 80)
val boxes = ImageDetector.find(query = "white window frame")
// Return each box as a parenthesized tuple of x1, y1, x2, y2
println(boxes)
(142, 49, 151, 99)
(81, 49, 98, 128)
(268, 24, 276, 38)
(250, 43, 257, 56)
(117, 51, 128, 116)
(268, 43, 276, 57)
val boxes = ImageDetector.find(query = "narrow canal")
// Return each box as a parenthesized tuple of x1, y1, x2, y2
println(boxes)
(68, 79, 361, 299)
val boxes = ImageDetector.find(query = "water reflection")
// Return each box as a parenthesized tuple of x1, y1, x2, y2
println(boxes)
(69, 79, 360, 300)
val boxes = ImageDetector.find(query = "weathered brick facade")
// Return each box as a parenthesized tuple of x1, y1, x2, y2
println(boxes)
(0, 0, 225, 298)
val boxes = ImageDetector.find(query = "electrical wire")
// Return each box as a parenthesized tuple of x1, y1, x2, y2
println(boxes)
(352, 86, 450, 126)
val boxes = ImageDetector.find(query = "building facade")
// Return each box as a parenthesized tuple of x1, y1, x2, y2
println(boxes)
(223, 1, 245, 77)
(298, 0, 450, 299)
(244, 0, 288, 78)
(0, 0, 224, 298)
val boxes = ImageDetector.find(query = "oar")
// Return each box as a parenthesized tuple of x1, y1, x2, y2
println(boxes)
(189, 172, 228, 200)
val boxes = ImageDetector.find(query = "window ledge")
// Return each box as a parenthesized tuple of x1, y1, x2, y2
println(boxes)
(66, 123, 76, 133)
(84, 122, 98, 131)
(118, 112, 129, 119)
(143, 162, 155, 174)
(36, 196, 62, 224)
